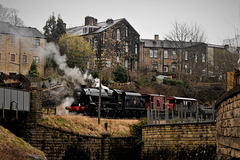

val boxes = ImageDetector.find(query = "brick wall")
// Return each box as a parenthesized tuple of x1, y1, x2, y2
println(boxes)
(142, 122, 216, 159)
(23, 123, 140, 160)
(215, 86, 240, 159)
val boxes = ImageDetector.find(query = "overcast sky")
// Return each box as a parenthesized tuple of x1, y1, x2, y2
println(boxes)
(1, 0, 240, 44)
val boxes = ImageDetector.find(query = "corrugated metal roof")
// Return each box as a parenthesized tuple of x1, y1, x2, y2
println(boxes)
(0, 21, 45, 38)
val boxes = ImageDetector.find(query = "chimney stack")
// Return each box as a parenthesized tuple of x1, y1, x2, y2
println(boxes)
(85, 16, 98, 26)
(154, 34, 159, 40)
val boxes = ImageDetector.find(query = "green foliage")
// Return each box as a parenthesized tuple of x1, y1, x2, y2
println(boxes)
(113, 65, 128, 83)
(92, 71, 99, 79)
(45, 57, 58, 68)
(169, 117, 180, 124)
(129, 118, 147, 146)
(28, 60, 38, 77)
(163, 78, 188, 87)
(58, 33, 95, 70)
(151, 74, 156, 81)
(43, 13, 66, 43)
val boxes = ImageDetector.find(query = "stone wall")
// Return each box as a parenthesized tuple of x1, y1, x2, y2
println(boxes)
(215, 85, 240, 159)
(142, 122, 216, 159)
(23, 123, 140, 160)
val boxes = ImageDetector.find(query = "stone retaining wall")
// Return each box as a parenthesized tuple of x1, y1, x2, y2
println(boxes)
(215, 86, 240, 160)
(142, 122, 216, 159)
(23, 123, 140, 160)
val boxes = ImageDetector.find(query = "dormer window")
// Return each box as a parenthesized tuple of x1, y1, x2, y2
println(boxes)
(126, 27, 128, 37)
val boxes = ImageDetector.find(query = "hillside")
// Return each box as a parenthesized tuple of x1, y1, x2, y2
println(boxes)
(0, 126, 45, 160)
(40, 115, 140, 137)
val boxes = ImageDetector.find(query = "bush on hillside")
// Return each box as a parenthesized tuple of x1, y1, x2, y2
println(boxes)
(113, 65, 128, 83)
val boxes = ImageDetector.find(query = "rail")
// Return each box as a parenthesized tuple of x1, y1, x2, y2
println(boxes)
(147, 104, 215, 125)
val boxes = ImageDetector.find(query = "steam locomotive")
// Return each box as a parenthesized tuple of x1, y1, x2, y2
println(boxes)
(65, 87, 146, 118)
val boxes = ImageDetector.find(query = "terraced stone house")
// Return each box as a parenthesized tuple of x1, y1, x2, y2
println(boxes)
(67, 16, 140, 72)
(140, 35, 238, 81)
(0, 21, 46, 77)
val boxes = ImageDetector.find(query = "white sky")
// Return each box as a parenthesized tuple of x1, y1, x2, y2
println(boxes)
(1, 0, 240, 44)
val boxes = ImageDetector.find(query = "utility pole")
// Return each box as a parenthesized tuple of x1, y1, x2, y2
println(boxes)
(97, 32, 103, 125)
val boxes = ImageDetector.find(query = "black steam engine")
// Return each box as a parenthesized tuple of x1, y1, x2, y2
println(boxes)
(66, 87, 146, 118)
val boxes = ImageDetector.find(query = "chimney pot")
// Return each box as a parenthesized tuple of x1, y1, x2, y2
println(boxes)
(154, 34, 159, 40)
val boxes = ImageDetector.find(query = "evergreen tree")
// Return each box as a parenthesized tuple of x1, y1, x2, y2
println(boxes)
(28, 60, 38, 77)
(43, 13, 66, 43)
(55, 15, 66, 41)
(113, 65, 128, 83)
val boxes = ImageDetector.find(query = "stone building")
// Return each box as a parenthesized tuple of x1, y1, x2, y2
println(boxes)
(0, 21, 46, 77)
(140, 35, 238, 82)
(67, 16, 140, 72)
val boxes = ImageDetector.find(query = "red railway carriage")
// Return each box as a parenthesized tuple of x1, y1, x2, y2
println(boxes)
(165, 96, 197, 110)
(142, 94, 165, 111)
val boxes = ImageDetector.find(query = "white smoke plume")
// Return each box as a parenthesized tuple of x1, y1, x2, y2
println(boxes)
(56, 97, 74, 115)
(43, 42, 86, 85)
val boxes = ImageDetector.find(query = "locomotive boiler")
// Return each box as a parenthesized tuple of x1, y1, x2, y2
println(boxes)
(66, 87, 146, 118)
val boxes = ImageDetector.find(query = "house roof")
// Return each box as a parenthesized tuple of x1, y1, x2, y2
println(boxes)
(141, 39, 200, 49)
(67, 18, 140, 36)
(0, 21, 45, 38)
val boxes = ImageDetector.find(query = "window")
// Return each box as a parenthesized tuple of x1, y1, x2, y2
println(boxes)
(117, 56, 119, 63)
(185, 51, 188, 60)
(135, 44, 138, 54)
(11, 54, 15, 61)
(171, 63, 177, 72)
(33, 39, 40, 47)
(172, 50, 176, 59)
(152, 64, 158, 71)
(117, 29, 120, 41)
(184, 64, 188, 73)
(125, 42, 128, 52)
(23, 55, 27, 62)
(126, 27, 128, 37)
(94, 38, 97, 50)
(164, 50, 168, 59)
(154, 50, 158, 58)
(195, 54, 198, 62)
(10, 35, 15, 43)
(125, 59, 128, 69)
(33, 56, 40, 63)
(106, 60, 111, 67)
(164, 65, 168, 72)
(202, 54, 205, 62)
(150, 49, 153, 57)
(0, 35, 2, 42)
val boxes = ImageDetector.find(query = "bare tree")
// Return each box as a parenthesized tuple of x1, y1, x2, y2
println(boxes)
(0, 4, 24, 26)
(165, 20, 207, 43)
(164, 20, 207, 81)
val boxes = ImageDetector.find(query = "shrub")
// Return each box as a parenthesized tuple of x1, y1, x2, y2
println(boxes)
(113, 65, 128, 83)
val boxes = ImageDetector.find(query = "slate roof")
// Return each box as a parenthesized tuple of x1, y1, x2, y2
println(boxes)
(141, 39, 200, 49)
(67, 18, 125, 36)
(0, 21, 45, 38)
